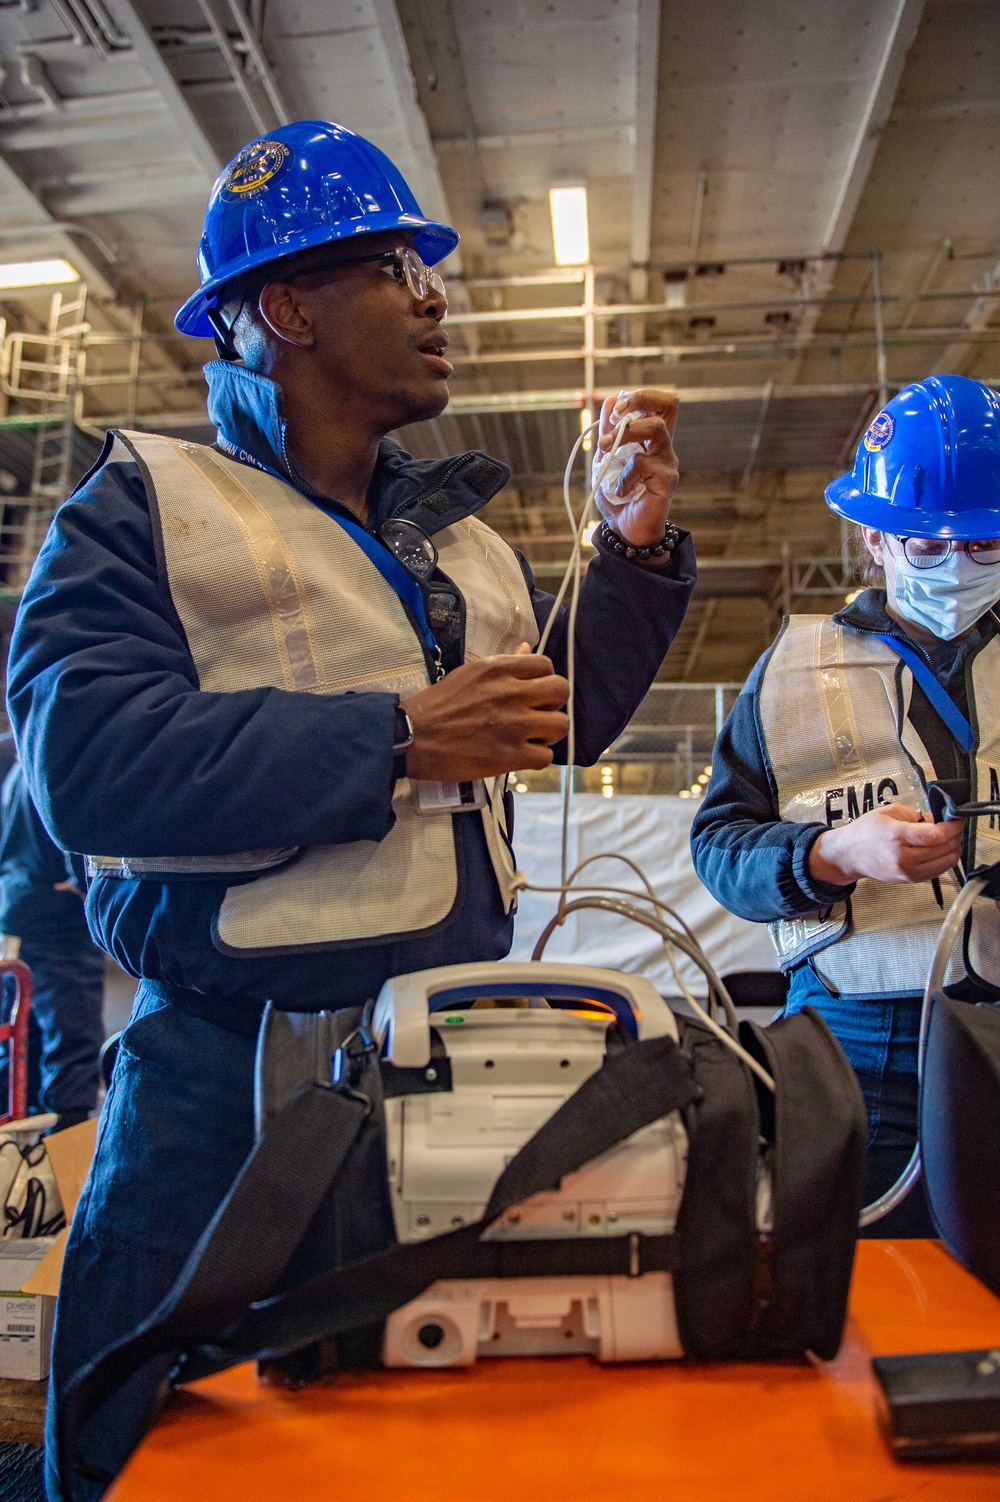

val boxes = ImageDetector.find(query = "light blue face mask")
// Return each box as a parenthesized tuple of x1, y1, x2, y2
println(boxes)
(885, 545, 1000, 640)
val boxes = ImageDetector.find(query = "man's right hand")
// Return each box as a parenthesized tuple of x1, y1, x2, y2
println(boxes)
(807, 803, 963, 886)
(401, 645, 569, 782)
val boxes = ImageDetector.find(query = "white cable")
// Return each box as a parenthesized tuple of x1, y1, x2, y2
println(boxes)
(532, 893, 774, 1091)
(515, 871, 731, 1024)
(525, 409, 998, 1227)
(857, 874, 985, 1227)
(535, 410, 642, 894)
(523, 407, 762, 1048)
(562, 853, 704, 951)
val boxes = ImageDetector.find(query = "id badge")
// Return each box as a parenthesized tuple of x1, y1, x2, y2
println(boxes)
(415, 779, 488, 814)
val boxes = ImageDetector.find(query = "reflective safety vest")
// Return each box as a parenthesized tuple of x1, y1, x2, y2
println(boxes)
(759, 614, 1000, 996)
(85, 431, 539, 953)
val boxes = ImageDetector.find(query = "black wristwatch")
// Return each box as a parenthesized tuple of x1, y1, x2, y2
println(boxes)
(392, 705, 415, 780)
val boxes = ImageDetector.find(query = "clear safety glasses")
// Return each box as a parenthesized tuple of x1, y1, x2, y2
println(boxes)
(378, 246, 447, 302)
(896, 536, 1000, 569)
(290, 245, 446, 304)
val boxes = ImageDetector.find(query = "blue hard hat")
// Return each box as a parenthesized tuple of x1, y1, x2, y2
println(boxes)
(175, 120, 459, 339)
(826, 375, 1000, 538)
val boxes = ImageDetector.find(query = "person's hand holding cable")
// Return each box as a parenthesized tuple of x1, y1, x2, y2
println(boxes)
(593, 388, 681, 552)
(808, 803, 964, 886)
(402, 644, 569, 781)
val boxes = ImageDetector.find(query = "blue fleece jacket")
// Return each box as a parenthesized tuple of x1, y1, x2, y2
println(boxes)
(7, 361, 696, 1019)
(0, 761, 86, 942)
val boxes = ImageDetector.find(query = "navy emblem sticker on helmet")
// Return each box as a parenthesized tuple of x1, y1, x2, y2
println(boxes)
(223, 139, 290, 198)
(863, 411, 895, 452)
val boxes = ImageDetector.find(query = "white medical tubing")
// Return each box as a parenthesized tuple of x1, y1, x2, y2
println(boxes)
(524, 404, 995, 1233)
(857, 872, 986, 1227)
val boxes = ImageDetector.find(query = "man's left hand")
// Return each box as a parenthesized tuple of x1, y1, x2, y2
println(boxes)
(594, 388, 680, 548)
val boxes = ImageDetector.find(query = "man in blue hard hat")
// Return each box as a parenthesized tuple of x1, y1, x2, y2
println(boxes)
(693, 373, 1000, 1237)
(6, 121, 695, 1499)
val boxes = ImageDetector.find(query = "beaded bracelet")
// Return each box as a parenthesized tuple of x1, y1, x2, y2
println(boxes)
(596, 517, 680, 561)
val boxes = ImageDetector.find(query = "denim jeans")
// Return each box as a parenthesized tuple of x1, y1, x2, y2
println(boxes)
(0, 934, 105, 1119)
(784, 963, 934, 1237)
(45, 984, 257, 1502)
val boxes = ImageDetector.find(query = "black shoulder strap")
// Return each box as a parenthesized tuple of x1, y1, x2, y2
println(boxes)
(60, 1032, 698, 1492)
(59, 1083, 371, 1490)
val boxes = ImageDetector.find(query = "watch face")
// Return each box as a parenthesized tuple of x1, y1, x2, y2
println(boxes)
(393, 707, 414, 750)
(380, 519, 438, 580)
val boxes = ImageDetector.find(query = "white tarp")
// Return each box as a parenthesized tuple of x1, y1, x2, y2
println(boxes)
(507, 794, 777, 996)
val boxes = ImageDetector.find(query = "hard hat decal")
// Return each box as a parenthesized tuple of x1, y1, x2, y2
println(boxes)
(223, 139, 290, 198)
(863, 411, 895, 452)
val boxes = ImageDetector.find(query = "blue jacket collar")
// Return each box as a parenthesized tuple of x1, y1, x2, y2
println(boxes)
(203, 359, 509, 534)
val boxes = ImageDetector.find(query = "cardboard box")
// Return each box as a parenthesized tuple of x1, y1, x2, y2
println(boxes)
(0, 1238, 56, 1381)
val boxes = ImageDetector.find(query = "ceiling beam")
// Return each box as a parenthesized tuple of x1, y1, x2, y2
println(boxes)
(0, 149, 115, 296)
(787, 0, 926, 375)
(630, 0, 661, 304)
(435, 125, 634, 154)
(891, 94, 1000, 122)
(48, 168, 209, 218)
(934, 256, 1000, 376)
(193, 0, 292, 134)
(107, 0, 223, 181)
(820, 0, 926, 256)
(369, 0, 460, 266)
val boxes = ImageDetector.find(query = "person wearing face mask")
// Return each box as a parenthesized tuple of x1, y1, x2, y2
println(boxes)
(691, 374, 1000, 1237)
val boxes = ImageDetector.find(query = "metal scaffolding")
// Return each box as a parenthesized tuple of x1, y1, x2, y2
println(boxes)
(0, 285, 89, 587)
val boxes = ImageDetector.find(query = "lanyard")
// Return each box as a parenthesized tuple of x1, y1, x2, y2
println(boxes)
(307, 496, 437, 655)
(875, 632, 976, 754)
(214, 438, 437, 656)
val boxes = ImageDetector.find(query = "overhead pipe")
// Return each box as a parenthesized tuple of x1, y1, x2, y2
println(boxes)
(444, 288, 1000, 326)
(0, 223, 117, 264)
(898, 237, 952, 331)
(871, 248, 889, 405)
(194, 0, 270, 133)
(442, 327, 1000, 363)
(688, 169, 708, 271)
(222, 0, 290, 125)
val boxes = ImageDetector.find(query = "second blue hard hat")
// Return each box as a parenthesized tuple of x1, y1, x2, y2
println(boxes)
(175, 120, 459, 339)
(826, 375, 1000, 538)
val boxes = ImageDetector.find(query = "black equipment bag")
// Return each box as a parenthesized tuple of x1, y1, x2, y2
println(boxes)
(912, 809, 1000, 1300)
(920, 991, 1000, 1296)
(57, 1004, 866, 1496)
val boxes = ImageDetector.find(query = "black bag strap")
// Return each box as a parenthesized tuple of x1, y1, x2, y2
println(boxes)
(59, 1082, 371, 1489)
(61, 1031, 698, 1490)
(191, 1032, 700, 1369)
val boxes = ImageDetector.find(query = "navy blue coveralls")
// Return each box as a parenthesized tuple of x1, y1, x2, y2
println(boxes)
(7, 359, 696, 1500)
(0, 760, 105, 1123)
(691, 588, 997, 1238)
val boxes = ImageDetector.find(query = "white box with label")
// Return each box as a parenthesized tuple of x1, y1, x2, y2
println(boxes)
(0, 1238, 57, 1381)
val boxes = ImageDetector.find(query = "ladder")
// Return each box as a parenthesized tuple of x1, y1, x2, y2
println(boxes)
(0, 287, 89, 588)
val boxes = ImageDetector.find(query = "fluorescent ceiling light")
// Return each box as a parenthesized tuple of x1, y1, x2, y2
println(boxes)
(0, 259, 79, 290)
(549, 185, 589, 266)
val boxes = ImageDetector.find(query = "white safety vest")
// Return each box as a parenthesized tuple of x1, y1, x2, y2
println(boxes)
(85, 431, 539, 953)
(759, 614, 1000, 996)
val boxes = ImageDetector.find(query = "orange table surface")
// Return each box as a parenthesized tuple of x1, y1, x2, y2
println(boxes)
(109, 1240, 1000, 1502)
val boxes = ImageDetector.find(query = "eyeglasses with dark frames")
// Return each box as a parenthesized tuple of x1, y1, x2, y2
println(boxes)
(892, 536, 1000, 569)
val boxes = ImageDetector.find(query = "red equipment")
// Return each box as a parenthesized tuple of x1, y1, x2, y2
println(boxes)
(0, 959, 32, 1126)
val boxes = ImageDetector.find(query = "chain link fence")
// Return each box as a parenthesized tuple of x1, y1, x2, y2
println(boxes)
(514, 682, 744, 797)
